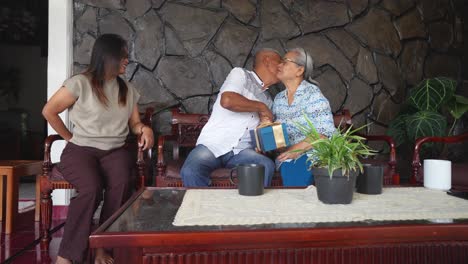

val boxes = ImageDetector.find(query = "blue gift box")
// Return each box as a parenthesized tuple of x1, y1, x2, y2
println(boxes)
(250, 123, 290, 152)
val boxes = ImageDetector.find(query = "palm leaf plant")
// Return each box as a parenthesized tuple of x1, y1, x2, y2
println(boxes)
(387, 77, 468, 148)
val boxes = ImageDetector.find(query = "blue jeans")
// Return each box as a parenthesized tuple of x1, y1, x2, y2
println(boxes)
(181, 144, 275, 187)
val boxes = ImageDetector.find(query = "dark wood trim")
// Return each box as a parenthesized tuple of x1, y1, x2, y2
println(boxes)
(90, 223, 468, 249)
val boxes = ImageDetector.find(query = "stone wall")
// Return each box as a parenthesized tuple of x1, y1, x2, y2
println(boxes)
(73, 0, 463, 139)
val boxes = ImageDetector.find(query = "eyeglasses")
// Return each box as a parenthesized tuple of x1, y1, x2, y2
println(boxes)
(282, 57, 302, 66)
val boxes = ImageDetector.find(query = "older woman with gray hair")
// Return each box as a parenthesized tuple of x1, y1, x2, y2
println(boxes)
(272, 48, 335, 186)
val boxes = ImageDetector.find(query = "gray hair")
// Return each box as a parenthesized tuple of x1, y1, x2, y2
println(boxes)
(289, 48, 319, 86)
(253, 48, 281, 68)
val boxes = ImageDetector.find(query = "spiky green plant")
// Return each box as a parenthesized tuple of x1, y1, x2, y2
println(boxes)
(297, 116, 376, 178)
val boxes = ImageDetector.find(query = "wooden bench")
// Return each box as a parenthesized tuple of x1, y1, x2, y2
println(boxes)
(156, 107, 398, 187)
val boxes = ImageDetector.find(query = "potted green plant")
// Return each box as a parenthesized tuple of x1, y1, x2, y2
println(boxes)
(387, 77, 468, 153)
(298, 118, 376, 204)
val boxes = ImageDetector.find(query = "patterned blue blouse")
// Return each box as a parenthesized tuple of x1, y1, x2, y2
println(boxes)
(272, 80, 336, 146)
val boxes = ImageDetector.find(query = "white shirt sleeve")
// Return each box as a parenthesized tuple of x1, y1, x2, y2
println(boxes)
(218, 67, 247, 95)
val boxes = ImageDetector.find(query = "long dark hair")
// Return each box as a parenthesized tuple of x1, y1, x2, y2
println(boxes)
(84, 34, 128, 107)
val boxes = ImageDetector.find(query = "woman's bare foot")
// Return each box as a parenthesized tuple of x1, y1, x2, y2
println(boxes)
(55, 256, 72, 264)
(95, 248, 114, 264)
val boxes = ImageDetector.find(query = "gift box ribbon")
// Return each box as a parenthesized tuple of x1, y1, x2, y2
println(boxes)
(254, 122, 287, 149)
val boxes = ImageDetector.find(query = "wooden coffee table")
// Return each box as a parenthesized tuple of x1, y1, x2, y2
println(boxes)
(0, 160, 42, 234)
(90, 187, 468, 264)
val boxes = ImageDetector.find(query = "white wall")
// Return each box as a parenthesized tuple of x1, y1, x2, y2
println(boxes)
(47, 0, 74, 205)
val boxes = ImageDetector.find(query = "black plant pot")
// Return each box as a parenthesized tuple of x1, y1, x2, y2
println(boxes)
(356, 164, 384, 195)
(312, 168, 358, 204)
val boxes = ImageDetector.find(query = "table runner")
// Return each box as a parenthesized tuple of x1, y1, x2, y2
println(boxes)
(173, 187, 468, 226)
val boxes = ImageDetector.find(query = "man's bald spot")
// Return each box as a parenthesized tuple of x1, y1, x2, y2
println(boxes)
(254, 48, 281, 68)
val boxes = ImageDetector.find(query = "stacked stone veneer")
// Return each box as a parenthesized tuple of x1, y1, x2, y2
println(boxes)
(73, 0, 463, 139)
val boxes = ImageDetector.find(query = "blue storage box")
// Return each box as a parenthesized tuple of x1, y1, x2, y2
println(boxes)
(250, 123, 290, 152)
(280, 154, 314, 186)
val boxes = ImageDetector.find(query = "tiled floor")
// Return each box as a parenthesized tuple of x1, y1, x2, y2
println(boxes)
(2, 182, 117, 263)
(1, 183, 64, 264)
(1, 216, 64, 264)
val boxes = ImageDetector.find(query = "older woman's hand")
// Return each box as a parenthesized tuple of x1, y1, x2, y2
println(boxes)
(276, 141, 312, 162)
(276, 149, 302, 162)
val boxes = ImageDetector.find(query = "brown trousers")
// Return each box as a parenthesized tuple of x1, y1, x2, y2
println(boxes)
(57, 142, 132, 262)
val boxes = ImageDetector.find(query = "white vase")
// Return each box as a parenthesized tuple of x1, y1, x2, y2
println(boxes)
(423, 159, 451, 191)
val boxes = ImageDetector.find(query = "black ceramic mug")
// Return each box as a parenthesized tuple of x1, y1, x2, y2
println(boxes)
(357, 164, 384, 195)
(230, 164, 265, 196)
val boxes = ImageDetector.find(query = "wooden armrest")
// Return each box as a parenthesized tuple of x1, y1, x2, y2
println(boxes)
(171, 107, 209, 125)
(357, 133, 398, 184)
(42, 134, 64, 174)
(142, 107, 154, 126)
(136, 143, 146, 188)
(156, 134, 178, 168)
(161, 107, 208, 163)
(411, 132, 468, 183)
(360, 134, 397, 164)
(333, 109, 352, 129)
(136, 132, 145, 166)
